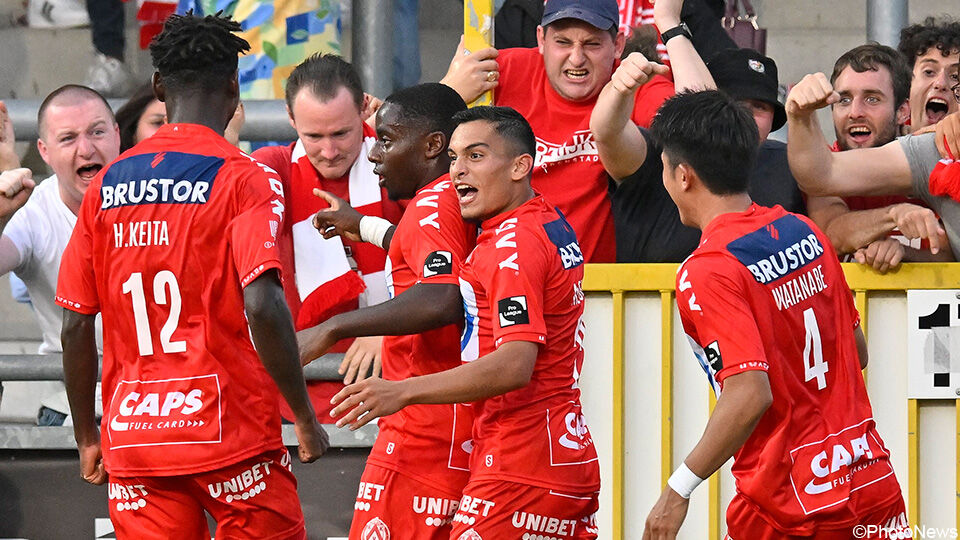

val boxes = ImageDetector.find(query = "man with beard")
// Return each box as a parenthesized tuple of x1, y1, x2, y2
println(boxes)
(807, 44, 953, 273)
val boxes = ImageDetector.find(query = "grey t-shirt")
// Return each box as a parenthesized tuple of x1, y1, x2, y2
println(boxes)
(899, 132, 960, 256)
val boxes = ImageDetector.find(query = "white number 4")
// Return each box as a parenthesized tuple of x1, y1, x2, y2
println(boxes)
(802, 307, 828, 390)
(121, 270, 187, 356)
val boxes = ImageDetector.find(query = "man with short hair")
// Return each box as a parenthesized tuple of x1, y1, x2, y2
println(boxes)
(0, 84, 117, 425)
(330, 106, 601, 539)
(302, 82, 475, 539)
(644, 90, 905, 540)
(786, 73, 958, 258)
(442, 0, 674, 263)
(57, 13, 326, 538)
(252, 54, 403, 416)
(898, 17, 960, 133)
(806, 43, 952, 274)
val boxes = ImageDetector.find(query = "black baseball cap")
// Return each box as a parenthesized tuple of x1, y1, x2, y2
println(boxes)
(541, 0, 619, 32)
(707, 48, 787, 131)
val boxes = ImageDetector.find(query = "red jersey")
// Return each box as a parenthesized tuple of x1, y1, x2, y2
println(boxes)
(495, 47, 675, 264)
(368, 175, 477, 492)
(458, 195, 600, 492)
(56, 124, 287, 476)
(675, 204, 902, 534)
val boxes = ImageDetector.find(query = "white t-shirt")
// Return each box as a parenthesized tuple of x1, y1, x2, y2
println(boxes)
(3, 174, 101, 417)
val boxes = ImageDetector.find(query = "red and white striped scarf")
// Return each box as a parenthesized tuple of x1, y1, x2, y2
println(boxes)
(287, 128, 390, 330)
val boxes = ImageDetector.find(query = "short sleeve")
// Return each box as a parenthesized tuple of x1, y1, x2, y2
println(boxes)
(488, 230, 549, 348)
(676, 253, 768, 386)
(631, 75, 675, 128)
(56, 183, 100, 314)
(405, 187, 474, 286)
(228, 163, 285, 288)
(898, 133, 939, 201)
(2, 205, 31, 274)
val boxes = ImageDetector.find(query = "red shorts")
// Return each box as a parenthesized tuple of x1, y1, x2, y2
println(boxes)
(449, 479, 599, 540)
(108, 447, 305, 540)
(725, 495, 908, 539)
(348, 463, 463, 540)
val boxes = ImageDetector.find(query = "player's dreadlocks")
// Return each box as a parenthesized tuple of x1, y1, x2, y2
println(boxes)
(149, 12, 250, 93)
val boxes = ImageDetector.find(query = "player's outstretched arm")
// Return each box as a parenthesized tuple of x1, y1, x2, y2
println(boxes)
(312, 189, 396, 248)
(298, 282, 463, 366)
(61, 309, 107, 485)
(244, 269, 329, 462)
(644, 370, 772, 539)
(329, 341, 538, 430)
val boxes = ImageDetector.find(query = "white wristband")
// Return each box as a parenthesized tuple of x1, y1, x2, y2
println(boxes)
(359, 216, 392, 249)
(667, 463, 704, 499)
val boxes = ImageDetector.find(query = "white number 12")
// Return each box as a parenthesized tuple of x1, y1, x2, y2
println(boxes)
(802, 307, 828, 390)
(121, 270, 186, 356)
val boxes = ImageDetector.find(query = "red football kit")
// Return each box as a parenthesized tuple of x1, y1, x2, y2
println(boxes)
(675, 204, 905, 537)
(56, 123, 306, 538)
(452, 196, 600, 539)
(348, 175, 477, 539)
(253, 124, 404, 420)
(495, 47, 674, 263)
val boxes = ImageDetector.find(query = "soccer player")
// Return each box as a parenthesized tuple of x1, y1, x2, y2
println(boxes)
(643, 91, 906, 539)
(301, 82, 476, 539)
(330, 106, 600, 539)
(56, 13, 327, 539)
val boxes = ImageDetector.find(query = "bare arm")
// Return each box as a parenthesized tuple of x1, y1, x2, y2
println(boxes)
(243, 269, 328, 462)
(0, 101, 20, 170)
(644, 370, 772, 538)
(298, 282, 463, 365)
(653, 0, 716, 93)
(62, 309, 106, 484)
(590, 54, 666, 181)
(786, 73, 913, 197)
(855, 325, 868, 370)
(330, 340, 538, 430)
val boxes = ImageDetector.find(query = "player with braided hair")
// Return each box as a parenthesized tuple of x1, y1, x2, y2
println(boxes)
(58, 12, 326, 539)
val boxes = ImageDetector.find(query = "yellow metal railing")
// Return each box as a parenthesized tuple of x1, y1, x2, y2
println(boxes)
(583, 262, 960, 539)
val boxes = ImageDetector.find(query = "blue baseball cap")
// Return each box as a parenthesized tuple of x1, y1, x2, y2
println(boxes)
(541, 0, 620, 32)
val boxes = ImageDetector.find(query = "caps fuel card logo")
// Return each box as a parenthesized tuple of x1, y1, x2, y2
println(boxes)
(498, 296, 529, 327)
(423, 251, 453, 277)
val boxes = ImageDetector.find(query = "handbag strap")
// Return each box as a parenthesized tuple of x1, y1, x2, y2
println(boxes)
(724, 0, 739, 28)
(739, 0, 757, 17)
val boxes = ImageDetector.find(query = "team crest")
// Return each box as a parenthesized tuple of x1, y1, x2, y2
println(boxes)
(361, 517, 390, 540)
(748, 59, 765, 73)
(457, 529, 483, 540)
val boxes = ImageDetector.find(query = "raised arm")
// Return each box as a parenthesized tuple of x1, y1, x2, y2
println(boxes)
(590, 53, 666, 181)
(440, 35, 500, 104)
(653, 0, 716, 93)
(786, 73, 913, 197)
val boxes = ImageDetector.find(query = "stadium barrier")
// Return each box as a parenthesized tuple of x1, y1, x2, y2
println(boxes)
(579, 262, 960, 539)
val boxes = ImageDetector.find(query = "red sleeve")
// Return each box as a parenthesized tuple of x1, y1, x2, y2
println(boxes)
(56, 177, 102, 314)
(405, 186, 475, 286)
(676, 253, 768, 386)
(631, 74, 675, 128)
(488, 227, 549, 348)
(228, 161, 285, 287)
(251, 144, 293, 183)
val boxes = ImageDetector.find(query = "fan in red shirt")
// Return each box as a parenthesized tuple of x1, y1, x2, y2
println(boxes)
(56, 13, 326, 540)
(441, 0, 674, 264)
(251, 54, 404, 421)
(643, 91, 905, 540)
(301, 83, 476, 539)
(331, 106, 601, 539)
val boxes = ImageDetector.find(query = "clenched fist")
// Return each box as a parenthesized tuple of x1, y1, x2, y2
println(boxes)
(786, 73, 840, 118)
(610, 52, 671, 95)
(0, 168, 35, 220)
